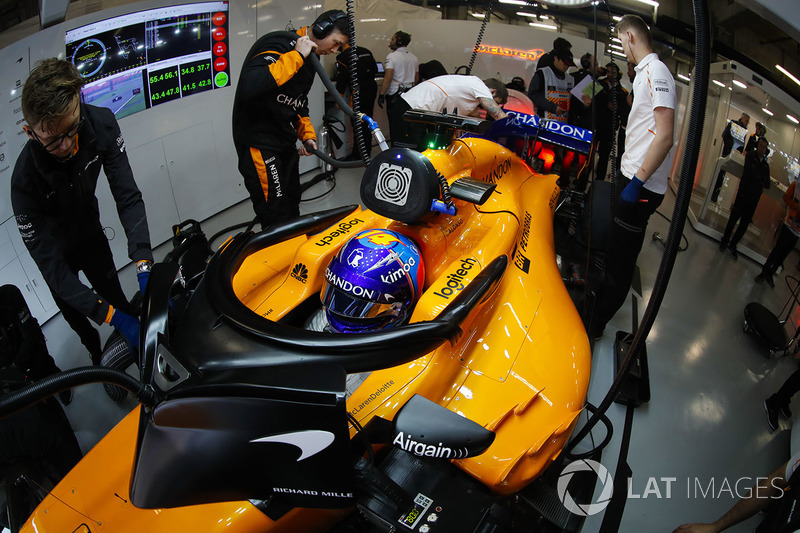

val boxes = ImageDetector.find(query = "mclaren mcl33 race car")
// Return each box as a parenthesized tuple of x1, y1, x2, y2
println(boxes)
(17, 110, 594, 533)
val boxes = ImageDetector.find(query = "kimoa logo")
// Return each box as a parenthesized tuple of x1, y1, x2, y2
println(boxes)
(392, 431, 468, 459)
(250, 430, 335, 461)
(380, 256, 416, 284)
(433, 257, 478, 299)
(291, 263, 308, 283)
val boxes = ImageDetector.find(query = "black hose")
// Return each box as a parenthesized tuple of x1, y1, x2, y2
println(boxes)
(0, 367, 155, 418)
(564, 402, 613, 461)
(566, 0, 709, 454)
(345, 0, 371, 164)
(467, 3, 491, 75)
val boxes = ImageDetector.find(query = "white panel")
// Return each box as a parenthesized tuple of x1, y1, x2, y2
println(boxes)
(0, 43, 32, 224)
(164, 121, 226, 222)
(5, 219, 57, 316)
(125, 137, 180, 244)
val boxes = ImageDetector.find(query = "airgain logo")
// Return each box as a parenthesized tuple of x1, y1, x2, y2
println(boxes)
(291, 263, 309, 283)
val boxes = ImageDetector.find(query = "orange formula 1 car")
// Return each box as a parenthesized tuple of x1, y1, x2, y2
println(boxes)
(14, 112, 591, 533)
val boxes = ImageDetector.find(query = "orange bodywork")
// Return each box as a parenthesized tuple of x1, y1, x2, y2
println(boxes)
(22, 137, 590, 531)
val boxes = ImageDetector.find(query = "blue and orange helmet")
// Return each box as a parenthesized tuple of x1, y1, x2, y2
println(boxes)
(322, 229, 425, 333)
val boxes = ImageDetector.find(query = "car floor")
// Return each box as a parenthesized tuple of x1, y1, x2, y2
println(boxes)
(25, 167, 800, 532)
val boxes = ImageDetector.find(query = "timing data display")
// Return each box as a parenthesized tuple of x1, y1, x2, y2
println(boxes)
(66, 2, 230, 119)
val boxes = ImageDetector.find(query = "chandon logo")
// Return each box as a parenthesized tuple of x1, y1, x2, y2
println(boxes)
(290, 263, 309, 283)
(392, 431, 469, 459)
(250, 430, 335, 461)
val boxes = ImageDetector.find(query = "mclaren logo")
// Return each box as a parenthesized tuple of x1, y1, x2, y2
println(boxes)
(251, 430, 335, 461)
(291, 263, 309, 283)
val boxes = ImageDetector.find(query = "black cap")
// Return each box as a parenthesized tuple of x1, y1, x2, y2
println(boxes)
(554, 47, 575, 67)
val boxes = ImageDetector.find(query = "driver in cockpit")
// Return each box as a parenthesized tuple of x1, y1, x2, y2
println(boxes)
(305, 228, 425, 334)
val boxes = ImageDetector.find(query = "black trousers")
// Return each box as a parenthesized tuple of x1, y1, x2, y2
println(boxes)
(721, 196, 759, 248)
(236, 143, 301, 230)
(593, 174, 664, 333)
(386, 93, 410, 147)
(51, 230, 132, 363)
(773, 368, 800, 406)
(595, 129, 615, 182)
(760, 224, 800, 277)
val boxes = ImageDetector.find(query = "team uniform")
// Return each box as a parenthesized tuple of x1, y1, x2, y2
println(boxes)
(384, 46, 419, 145)
(10, 103, 152, 361)
(594, 52, 676, 336)
(232, 26, 317, 228)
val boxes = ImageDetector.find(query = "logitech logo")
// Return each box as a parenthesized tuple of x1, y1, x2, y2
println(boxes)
(315, 218, 364, 247)
(251, 430, 335, 461)
(290, 263, 308, 283)
(433, 257, 478, 299)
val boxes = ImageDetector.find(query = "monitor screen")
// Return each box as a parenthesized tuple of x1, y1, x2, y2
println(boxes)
(66, 2, 230, 119)
(789, 159, 800, 179)
(376, 62, 385, 75)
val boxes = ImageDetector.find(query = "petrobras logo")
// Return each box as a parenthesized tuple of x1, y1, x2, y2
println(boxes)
(315, 218, 364, 247)
(325, 268, 376, 300)
(392, 431, 469, 459)
(506, 111, 592, 143)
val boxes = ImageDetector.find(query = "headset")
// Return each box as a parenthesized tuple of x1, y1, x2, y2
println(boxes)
(312, 10, 347, 40)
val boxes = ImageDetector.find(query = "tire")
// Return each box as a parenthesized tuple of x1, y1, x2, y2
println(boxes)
(100, 330, 135, 402)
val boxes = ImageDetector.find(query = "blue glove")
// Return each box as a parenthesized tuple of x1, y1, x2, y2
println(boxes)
(619, 176, 645, 207)
(137, 271, 150, 296)
(110, 309, 140, 349)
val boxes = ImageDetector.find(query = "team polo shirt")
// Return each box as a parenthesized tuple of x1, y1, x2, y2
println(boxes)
(384, 47, 419, 95)
(400, 75, 492, 116)
(621, 52, 676, 194)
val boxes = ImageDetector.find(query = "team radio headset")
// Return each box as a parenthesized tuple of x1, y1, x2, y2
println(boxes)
(311, 10, 347, 39)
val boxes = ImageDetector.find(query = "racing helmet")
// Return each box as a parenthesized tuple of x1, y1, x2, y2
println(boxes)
(322, 229, 425, 333)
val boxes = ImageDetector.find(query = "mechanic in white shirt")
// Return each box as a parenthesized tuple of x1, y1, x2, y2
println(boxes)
(378, 31, 419, 145)
(591, 13, 676, 339)
(389, 75, 508, 148)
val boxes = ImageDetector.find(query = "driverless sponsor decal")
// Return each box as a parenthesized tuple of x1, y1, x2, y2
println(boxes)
(315, 218, 364, 247)
(393, 431, 469, 459)
(433, 257, 478, 300)
(350, 380, 394, 415)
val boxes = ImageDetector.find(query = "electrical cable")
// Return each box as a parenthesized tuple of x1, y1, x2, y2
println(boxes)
(565, 0, 710, 456)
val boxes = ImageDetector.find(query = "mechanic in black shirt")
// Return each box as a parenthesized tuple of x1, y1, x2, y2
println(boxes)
(719, 136, 771, 259)
(232, 10, 351, 229)
(10, 58, 152, 364)
(335, 45, 378, 159)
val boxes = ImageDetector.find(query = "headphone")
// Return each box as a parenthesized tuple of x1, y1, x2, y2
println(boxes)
(312, 10, 347, 39)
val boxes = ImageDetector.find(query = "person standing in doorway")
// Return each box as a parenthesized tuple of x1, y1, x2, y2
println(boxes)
(377, 31, 419, 146)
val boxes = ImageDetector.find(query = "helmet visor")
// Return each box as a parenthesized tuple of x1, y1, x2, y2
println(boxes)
(321, 280, 402, 320)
